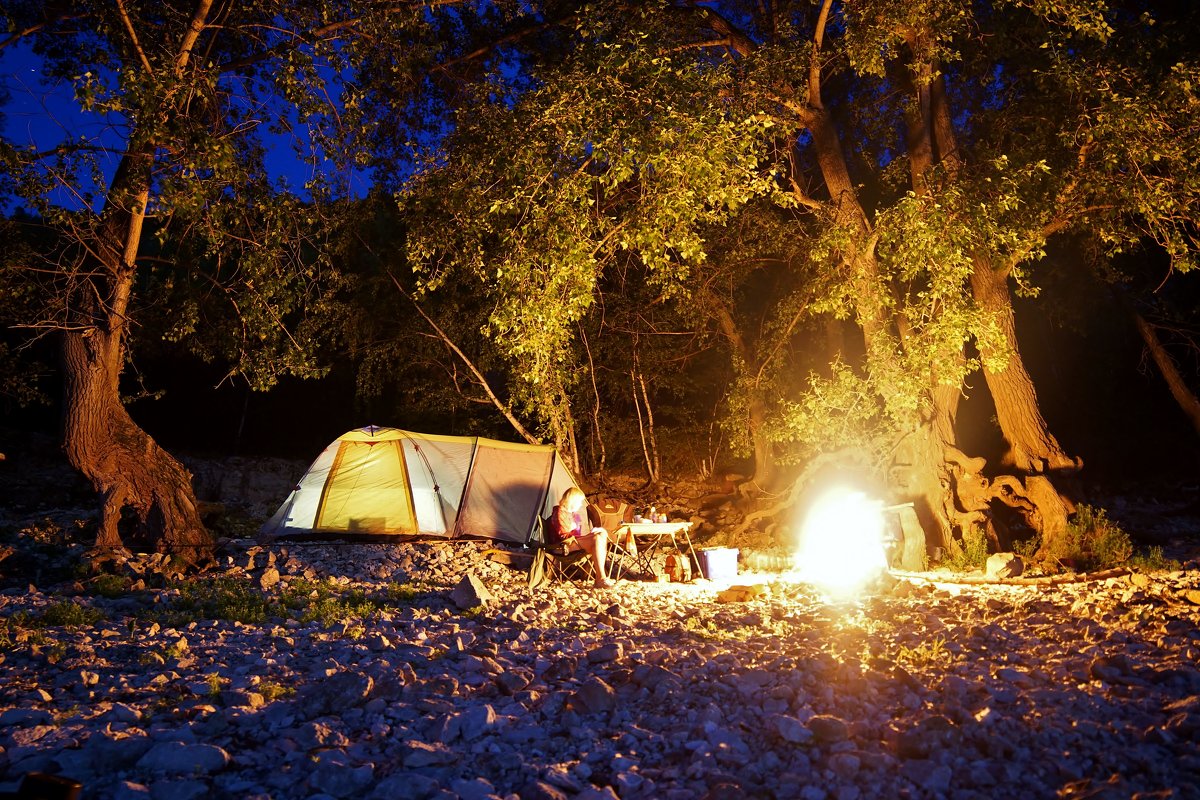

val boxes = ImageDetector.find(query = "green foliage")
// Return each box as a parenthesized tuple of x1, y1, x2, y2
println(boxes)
(257, 681, 296, 702)
(157, 577, 273, 626)
(895, 635, 951, 668)
(943, 527, 990, 573)
(149, 575, 425, 628)
(1128, 546, 1180, 573)
(91, 574, 134, 599)
(1042, 504, 1134, 572)
(37, 601, 105, 628)
(400, 11, 786, 447)
(767, 362, 895, 465)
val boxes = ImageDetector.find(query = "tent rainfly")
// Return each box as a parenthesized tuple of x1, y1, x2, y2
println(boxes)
(260, 426, 579, 545)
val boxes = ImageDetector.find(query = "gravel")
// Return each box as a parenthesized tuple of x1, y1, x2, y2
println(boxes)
(1, 538, 1199, 800)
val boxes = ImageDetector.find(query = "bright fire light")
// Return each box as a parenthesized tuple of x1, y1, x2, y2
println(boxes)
(794, 486, 887, 593)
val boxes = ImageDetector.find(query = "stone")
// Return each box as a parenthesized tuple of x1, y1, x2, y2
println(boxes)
(587, 642, 624, 664)
(257, 567, 281, 590)
(149, 778, 209, 800)
(985, 553, 1024, 579)
(809, 715, 849, 744)
(450, 777, 498, 800)
(400, 740, 458, 768)
(369, 772, 441, 800)
(136, 742, 229, 774)
(112, 782, 152, 800)
(451, 572, 496, 609)
(573, 676, 617, 714)
(298, 671, 374, 717)
(771, 714, 813, 744)
(0, 709, 53, 727)
(310, 750, 374, 798)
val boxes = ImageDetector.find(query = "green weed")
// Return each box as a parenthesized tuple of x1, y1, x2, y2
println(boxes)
(155, 577, 271, 626)
(92, 574, 133, 598)
(1128, 546, 1180, 573)
(382, 582, 422, 603)
(39, 601, 104, 628)
(1042, 505, 1133, 573)
(944, 526, 989, 573)
(258, 681, 295, 702)
(896, 635, 949, 668)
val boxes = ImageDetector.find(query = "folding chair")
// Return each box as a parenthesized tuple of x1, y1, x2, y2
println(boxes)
(546, 545, 598, 583)
(527, 515, 601, 589)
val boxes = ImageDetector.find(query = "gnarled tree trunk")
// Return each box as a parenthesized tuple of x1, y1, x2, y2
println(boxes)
(62, 327, 209, 560)
(62, 147, 212, 562)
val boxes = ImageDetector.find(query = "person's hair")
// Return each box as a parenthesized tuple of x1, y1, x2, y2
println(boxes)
(560, 486, 585, 509)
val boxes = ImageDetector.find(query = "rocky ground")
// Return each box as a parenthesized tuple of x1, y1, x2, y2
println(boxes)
(1, 531, 1199, 800)
(1, 432, 1199, 799)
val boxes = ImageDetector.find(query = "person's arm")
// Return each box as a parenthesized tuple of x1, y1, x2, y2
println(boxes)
(554, 505, 575, 541)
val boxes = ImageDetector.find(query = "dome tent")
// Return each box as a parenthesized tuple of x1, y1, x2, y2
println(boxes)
(259, 426, 579, 545)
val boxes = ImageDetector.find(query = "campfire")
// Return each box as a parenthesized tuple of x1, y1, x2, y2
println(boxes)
(793, 486, 888, 594)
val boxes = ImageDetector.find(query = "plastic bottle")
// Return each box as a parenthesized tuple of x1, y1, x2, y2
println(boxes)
(649, 506, 656, 523)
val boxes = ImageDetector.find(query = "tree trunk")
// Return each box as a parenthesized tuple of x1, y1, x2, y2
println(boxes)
(1132, 311, 1200, 438)
(61, 305, 210, 562)
(970, 261, 1081, 475)
(61, 153, 212, 562)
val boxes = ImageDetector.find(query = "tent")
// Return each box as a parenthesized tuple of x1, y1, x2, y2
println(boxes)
(260, 426, 579, 545)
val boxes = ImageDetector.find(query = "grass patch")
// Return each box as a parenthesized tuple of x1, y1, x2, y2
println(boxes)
(1128, 546, 1181, 573)
(154, 577, 273, 626)
(943, 526, 989, 573)
(258, 681, 295, 702)
(150, 575, 426, 628)
(92, 574, 135, 598)
(895, 635, 949, 668)
(38, 600, 105, 627)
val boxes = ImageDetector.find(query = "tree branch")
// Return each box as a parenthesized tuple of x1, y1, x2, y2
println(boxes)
(809, 0, 835, 109)
(386, 270, 538, 444)
(116, 0, 155, 76)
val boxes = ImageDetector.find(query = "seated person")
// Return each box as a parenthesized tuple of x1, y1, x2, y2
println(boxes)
(550, 487, 614, 588)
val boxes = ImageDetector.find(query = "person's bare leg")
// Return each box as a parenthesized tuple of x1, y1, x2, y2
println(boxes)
(580, 532, 611, 586)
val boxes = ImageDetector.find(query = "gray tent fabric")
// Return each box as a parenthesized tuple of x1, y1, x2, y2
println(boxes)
(260, 426, 580, 545)
(455, 442, 553, 543)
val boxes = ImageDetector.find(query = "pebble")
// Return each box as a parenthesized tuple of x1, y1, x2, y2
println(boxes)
(1, 538, 1198, 799)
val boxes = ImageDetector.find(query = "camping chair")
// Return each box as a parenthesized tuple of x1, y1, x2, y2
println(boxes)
(527, 512, 609, 590)
(592, 499, 641, 578)
(528, 537, 599, 589)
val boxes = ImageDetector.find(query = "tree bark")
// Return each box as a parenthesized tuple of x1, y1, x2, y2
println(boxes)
(970, 261, 1081, 475)
(698, 287, 774, 487)
(57, 0, 217, 562)
(1132, 311, 1200, 438)
(62, 328, 210, 560)
(924, 61, 1077, 554)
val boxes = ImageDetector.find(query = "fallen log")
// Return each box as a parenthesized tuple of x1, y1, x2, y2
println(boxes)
(890, 567, 1132, 586)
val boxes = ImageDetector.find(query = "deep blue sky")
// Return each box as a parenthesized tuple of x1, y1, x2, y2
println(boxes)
(1, 42, 371, 213)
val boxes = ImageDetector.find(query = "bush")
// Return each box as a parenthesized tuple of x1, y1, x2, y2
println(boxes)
(944, 526, 989, 572)
(1042, 505, 1133, 573)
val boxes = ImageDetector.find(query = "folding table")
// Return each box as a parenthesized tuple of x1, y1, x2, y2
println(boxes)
(610, 521, 699, 580)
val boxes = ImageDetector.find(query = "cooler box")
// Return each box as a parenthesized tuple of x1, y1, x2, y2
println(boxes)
(698, 547, 739, 581)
